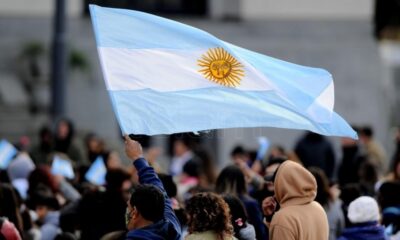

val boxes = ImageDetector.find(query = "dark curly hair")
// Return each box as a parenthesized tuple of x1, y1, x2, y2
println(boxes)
(186, 192, 233, 239)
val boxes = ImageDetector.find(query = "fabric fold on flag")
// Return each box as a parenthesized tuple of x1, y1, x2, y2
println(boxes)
(89, 5, 357, 139)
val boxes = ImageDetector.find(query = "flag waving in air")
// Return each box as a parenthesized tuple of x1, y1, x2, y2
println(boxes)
(90, 5, 357, 139)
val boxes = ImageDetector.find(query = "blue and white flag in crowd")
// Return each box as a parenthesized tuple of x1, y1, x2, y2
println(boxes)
(85, 156, 107, 185)
(51, 155, 75, 179)
(89, 5, 357, 139)
(256, 137, 270, 161)
(0, 139, 18, 169)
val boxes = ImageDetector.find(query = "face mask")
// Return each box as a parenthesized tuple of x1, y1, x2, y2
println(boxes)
(125, 208, 133, 226)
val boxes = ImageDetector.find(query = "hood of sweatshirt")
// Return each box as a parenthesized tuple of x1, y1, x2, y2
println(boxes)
(274, 161, 317, 208)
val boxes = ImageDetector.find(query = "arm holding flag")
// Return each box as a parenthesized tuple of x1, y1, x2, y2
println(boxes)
(124, 136, 181, 237)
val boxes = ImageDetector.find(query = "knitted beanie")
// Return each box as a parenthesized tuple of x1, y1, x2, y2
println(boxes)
(348, 196, 380, 224)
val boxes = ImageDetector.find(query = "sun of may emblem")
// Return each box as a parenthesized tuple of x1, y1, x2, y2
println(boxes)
(197, 47, 244, 87)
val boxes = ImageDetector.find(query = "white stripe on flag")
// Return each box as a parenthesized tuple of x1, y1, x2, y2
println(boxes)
(98, 47, 272, 92)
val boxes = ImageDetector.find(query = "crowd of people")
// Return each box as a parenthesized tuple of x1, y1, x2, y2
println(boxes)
(1, 118, 400, 240)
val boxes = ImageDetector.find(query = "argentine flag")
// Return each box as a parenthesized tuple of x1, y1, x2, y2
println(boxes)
(85, 156, 107, 185)
(51, 155, 75, 179)
(90, 5, 357, 139)
(0, 140, 18, 169)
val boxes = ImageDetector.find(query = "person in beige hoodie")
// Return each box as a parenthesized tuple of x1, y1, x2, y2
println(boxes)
(262, 161, 329, 240)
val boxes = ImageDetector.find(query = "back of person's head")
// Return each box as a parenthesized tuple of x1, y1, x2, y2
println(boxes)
(193, 149, 217, 185)
(378, 181, 400, 209)
(129, 184, 165, 222)
(340, 183, 362, 206)
(39, 126, 52, 143)
(216, 165, 246, 196)
(308, 167, 332, 206)
(358, 160, 378, 184)
(360, 126, 373, 138)
(230, 146, 246, 158)
(266, 157, 286, 168)
(158, 174, 177, 198)
(304, 131, 324, 141)
(186, 192, 233, 238)
(222, 194, 255, 240)
(348, 196, 380, 224)
(182, 159, 201, 178)
(392, 154, 400, 181)
(28, 186, 60, 211)
(28, 166, 58, 194)
(105, 169, 131, 192)
(0, 170, 10, 184)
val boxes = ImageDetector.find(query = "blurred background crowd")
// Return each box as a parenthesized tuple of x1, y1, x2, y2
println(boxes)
(0, 119, 400, 239)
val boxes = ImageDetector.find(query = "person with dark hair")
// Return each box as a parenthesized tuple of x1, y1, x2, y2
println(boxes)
(378, 181, 400, 237)
(193, 149, 217, 188)
(231, 146, 251, 167)
(339, 183, 362, 227)
(294, 131, 336, 179)
(250, 157, 286, 205)
(124, 136, 181, 240)
(185, 192, 235, 240)
(223, 195, 256, 240)
(309, 167, 345, 240)
(54, 119, 83, 165)
(158, 174, 187, 228)
(28, 166, 80, 204)
(30, 126, 53, 165)
(359, 126, 387, 176)
(262, 161, 329, 240)
(383, 149, 400, 183)
(0, 184, 23, 235)
(390, 127, 400, 173)
(216, 165, 267, 240)
(29, 186, 61, 240)
(72, 168, 132, 240)
(358, 160, 379, 196)
(0, 170, 10, 184)
(84, 133, 105, 164)
(338, 127, 366, 186)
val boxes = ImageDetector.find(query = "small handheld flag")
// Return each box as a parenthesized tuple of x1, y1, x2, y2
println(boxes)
(85, 156, 107, 185)
(256, 137, 270, 161)
(51, 155, 75, 179)
(0, 139, 18, 169)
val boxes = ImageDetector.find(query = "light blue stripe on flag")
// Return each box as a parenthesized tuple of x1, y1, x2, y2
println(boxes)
(110, 88, 355, 137)
(90, 5, 221, 49)
(51, 155, 75, 179)
(85, 156, 107, 185)
(0, 140, 18, 169)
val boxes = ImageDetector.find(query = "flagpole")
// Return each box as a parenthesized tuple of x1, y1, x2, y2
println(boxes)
(51, 0, 67, 120)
